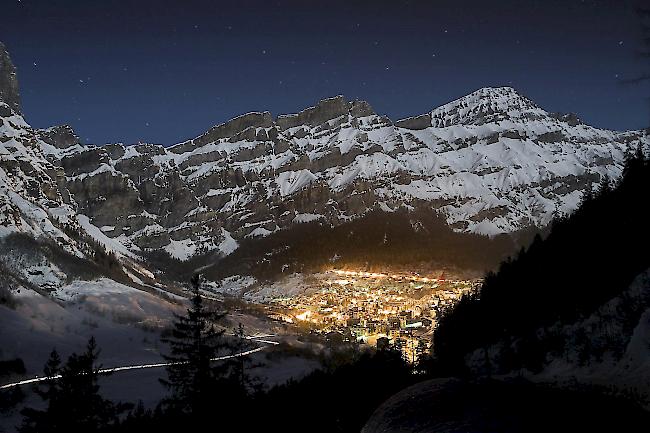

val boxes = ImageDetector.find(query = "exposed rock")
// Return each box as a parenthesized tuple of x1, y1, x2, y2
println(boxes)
(550, 112, 582, 126)
(395, 113, 432, 130)
(60, 148, 111, 176)
(38, 125, 81, 149)
(276, 95, 352, 130)
(172, 111, 273, 153)
(0, 42, 21, 114)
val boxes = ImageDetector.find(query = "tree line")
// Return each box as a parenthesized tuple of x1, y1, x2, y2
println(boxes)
(209, 206, 531, 282)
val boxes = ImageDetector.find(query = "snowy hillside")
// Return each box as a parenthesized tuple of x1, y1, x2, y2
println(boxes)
(463, 268, 650, 408)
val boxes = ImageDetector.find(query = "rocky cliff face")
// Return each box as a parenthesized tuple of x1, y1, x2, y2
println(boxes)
(0, 42, 21, 114)
(0, 43, 648, 275)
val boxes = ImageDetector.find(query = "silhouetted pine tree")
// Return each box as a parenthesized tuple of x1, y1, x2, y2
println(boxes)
(19, 350, 61, 433)
(247, 349, 414, 433)
(226, 323, 263, 398)
(20, 338, 129, 433)
(116, 401, 159, 433)
(159, 274, 227, 420)
(0, 357, 25, 411)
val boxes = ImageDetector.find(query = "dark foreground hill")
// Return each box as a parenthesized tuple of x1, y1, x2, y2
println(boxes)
(363, 378, 650, 433)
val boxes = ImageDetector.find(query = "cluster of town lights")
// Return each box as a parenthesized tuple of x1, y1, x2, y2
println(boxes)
(272, 269, 480, 364)
(331, 269, 446, 283)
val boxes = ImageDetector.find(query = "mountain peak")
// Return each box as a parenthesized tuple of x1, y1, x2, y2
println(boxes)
(464, 86, 536, 107)
(472, 85, 520, 96)
(0, 42, 21, 114)
(428, 86, 544, 127)
(395, 87, 544, 130)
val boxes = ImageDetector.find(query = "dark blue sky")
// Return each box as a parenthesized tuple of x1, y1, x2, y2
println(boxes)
(1, 0, 649, 145)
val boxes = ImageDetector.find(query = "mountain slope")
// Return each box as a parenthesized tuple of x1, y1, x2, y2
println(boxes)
(0, 46, 156, 292)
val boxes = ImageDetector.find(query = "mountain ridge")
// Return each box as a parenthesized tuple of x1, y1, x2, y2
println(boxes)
(171, 87, 596, 145)
(0, 41, 648, 292)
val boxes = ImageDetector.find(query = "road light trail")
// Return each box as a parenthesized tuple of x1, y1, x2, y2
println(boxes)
(0, 338, 277, 390)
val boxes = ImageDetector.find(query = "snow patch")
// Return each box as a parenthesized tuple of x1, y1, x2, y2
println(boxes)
(276, 169, 317, 196)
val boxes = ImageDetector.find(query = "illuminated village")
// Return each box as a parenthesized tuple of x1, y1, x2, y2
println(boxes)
(270, 270, 481, 363)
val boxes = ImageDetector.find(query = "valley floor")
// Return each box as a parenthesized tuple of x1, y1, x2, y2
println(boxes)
(0, 278, 323, 432)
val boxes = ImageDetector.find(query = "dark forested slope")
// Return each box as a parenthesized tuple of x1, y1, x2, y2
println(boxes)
(434, 148, 650, 372)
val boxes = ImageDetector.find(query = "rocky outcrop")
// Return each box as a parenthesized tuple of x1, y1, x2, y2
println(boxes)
(550, 112, 582, 126)
(173, 111, 273, 153)
(38, 125, 81, 149)
(0, 42, 21, 114)
(276, 96, 373, 130)
(395, 113, 432, 130)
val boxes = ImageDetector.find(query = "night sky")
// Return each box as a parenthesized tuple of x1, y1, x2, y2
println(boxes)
(2, 0, 649, 145)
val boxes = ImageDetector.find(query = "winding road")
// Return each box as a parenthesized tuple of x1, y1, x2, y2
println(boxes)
(0, 334, 279, 390)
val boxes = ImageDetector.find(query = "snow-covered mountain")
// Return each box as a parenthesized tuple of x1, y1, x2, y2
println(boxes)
(0, 44, 156, 291)
(0, 42, 648, 286)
